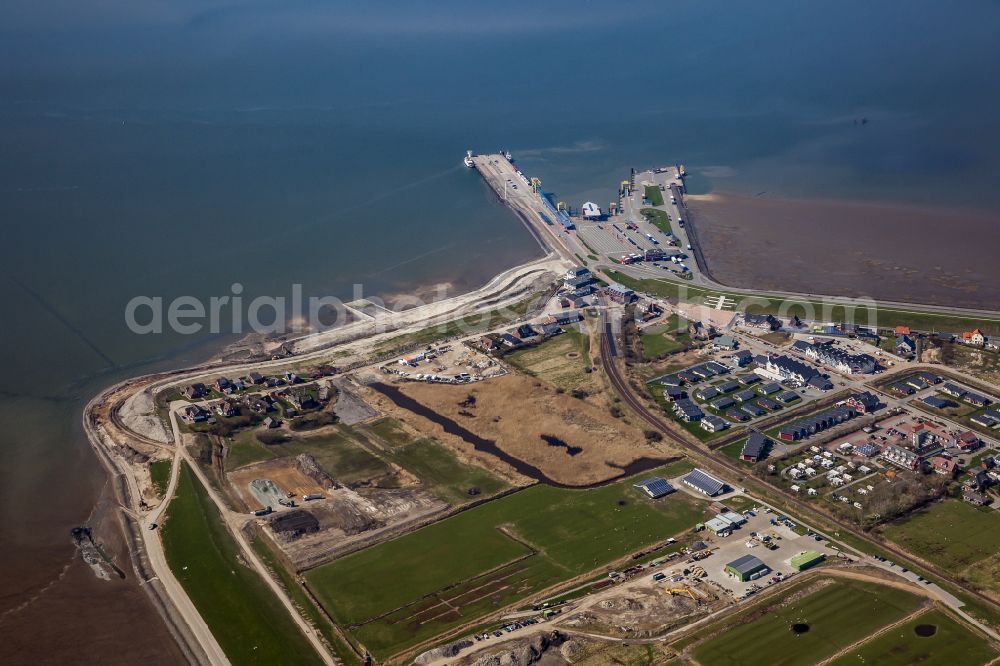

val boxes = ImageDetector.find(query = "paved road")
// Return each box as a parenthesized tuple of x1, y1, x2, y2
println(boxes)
(596, 306, 1000, 629)
(161, 406, 339, 665)
(142, 434, 231, 666)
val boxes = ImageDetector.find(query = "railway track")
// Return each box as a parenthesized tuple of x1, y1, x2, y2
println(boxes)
(597, 310, 1000, 619)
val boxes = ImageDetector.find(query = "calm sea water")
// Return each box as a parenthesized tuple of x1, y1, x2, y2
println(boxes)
(2, 0, 999, 658)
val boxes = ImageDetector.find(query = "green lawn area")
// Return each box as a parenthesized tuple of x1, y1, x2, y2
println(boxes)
(881, 499, 1000, 595)
(149, 458, 172, 498)
(506, 327, 593, 389)
(643, 185, 664, 206)
(305, 463, 707, 658)
(691, 578, 924, 666)
(385, 439, 510, 504)
(161, 463, 322, 665)
(247, 532, 361, 666)
(720, 495, 755, 512)
(719, 440, 751, 463)
(828, 608, 996, 666)
(640, 207, 671, 234)
(640, 329, 689, 359)
(605, 272, 1000, 335)
(225, 429, 280, 470)
(362, 417, 413, 448)
(227, 427, 393, 486)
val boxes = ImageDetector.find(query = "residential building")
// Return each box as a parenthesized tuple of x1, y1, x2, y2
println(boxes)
(741, 432, 771, 462)
(964, 489, 991, 506)
(761, 354, 819, 384)
(922, 395, 950, 409)
(941, 383, 967, 398)
(696, 387, 719, 401)
(743, 313, 781, 331)
(802, 342, 877, 374)
(962, 328, 986, 346)
(673, 399, 704, 422)
(606, 282, 636, 303)
(883, 444, 920, 470)
(964, 392, 991, 408)
(930, 456, 959, 477)
(710, 397, 735, 411)
(701, 414, 730, 432)
(713, 335, 738, 351)
(955, 431, 982, 451)
(846, 391, 881, 414)
(777, 405, 858, 441)
(664, 387, 685, 401)
(895, 334, 916, 355)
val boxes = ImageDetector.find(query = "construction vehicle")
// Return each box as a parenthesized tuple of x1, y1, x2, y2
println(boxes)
(666, 588, 698, 603)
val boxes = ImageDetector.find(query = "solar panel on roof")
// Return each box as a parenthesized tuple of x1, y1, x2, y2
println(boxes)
(634, 477, 675, 498)
(683, 468, 726, 495)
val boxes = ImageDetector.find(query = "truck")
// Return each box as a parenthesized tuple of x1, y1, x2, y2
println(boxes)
(303, 493, 324, 501)
(253, 506, 273, 517)
(652, 572, 667, 581)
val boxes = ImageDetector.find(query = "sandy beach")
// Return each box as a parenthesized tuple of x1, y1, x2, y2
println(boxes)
(687, 192, 1000, 310)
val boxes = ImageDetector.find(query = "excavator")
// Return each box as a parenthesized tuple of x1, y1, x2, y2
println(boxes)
(666, 588, 698, 603)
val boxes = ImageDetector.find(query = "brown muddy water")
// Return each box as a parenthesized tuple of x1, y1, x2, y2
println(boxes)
(687, 192, 1000, 310)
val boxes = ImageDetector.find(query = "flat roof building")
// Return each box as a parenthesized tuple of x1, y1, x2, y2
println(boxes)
(725, 555, 770, 582)
(682, 468, 728, 496)
(790, 550, 825, 572)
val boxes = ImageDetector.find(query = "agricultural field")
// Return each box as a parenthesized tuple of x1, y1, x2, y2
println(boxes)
(828, 609, 997, 666)
(161, 463, 322, 665)
(305, 462, 705, 659)
(881, 499, 1000, 597)
(686, 577, 926, 666)
(506, 326, 593, 390)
